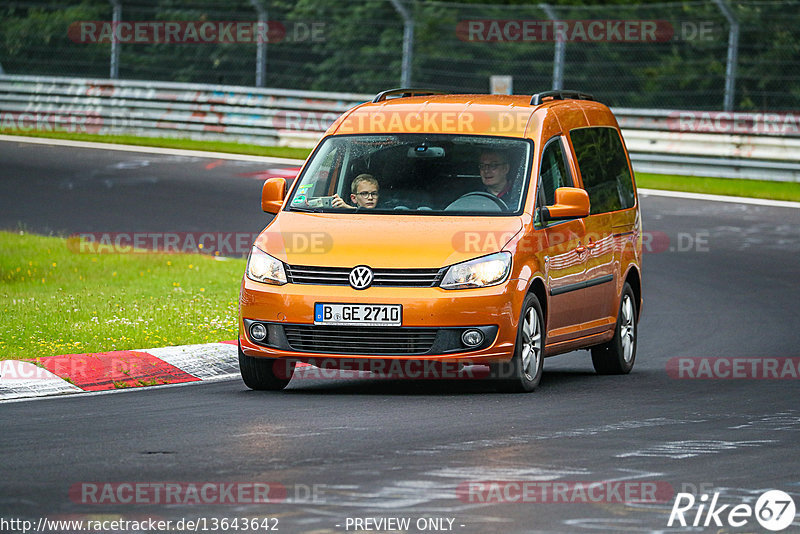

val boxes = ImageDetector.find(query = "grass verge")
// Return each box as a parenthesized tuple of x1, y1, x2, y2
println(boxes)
(0, 231, 245, 360)
(636, 172, 800, 202)
(0, 129, 313, 160)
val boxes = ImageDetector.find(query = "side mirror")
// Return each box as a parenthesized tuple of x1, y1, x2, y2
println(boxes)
(542, 187, 590, 221)
(261, 178, 287, 214)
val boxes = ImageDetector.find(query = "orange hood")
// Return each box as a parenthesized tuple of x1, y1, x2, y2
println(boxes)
(254, 211, 524, 268)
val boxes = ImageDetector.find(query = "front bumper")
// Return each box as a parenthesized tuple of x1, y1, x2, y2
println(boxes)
(239, 276, 528, 364)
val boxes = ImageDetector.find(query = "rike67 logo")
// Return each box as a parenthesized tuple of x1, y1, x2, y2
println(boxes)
(668, 489, 796, 531)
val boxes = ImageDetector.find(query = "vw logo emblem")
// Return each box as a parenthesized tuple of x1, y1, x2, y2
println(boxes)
(349, 265, 374, 290)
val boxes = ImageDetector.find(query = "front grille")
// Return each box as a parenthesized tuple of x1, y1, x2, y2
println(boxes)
(285, 265, 443, 287)
(283, 325, 438, 355)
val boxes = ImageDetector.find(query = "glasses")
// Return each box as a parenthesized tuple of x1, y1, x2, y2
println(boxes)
(356, 191, 379, 198)
(478, 162, 507, 171)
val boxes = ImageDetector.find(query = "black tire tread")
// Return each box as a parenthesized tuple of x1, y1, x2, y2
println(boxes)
(591, 283, 637, 375)
(238, 344, 294, 390)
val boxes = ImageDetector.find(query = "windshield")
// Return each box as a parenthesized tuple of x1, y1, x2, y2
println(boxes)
(287, 134, 532, 215)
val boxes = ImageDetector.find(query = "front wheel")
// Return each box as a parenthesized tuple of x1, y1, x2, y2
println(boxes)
(238, 342, 295, 390)
(591, 283, 637, 375)
(491, 293, 544, 393)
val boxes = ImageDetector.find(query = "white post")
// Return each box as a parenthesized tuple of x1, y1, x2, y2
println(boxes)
(714, 0, 739, 111)
(539, 3, 564, 91)
(109, 0, 121, 79)
(390, 0, 414, 87)
(250, 0, 267, 87)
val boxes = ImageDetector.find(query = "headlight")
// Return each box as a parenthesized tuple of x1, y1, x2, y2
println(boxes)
(246, 246, 287, 285)
(440, 252, 511, 290)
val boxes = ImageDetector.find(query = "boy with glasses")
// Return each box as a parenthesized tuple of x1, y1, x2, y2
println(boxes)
(332, 173, 380, 209)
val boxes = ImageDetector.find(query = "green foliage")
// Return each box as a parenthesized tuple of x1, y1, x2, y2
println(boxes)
(0, 1, 110, 77)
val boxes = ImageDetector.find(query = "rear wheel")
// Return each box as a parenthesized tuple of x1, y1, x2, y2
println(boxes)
(491, 293, 544, 393)
(591, 283, 637, 375)
(238, 342, 295, 390)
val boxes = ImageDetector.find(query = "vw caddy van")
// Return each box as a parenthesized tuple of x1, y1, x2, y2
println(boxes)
(239, 89, 642, 393)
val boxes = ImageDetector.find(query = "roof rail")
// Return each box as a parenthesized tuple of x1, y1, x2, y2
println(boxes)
(372, 88, 447, 103)
(530, 90, 595, 106)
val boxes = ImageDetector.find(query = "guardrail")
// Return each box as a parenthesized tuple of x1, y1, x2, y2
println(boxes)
(0, 74, 364, 147)
(1, 74, 798, 182)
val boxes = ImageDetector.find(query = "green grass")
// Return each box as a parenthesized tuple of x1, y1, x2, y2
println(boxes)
(636, 172, 800, 202)
(0, 129, 313, 161)
(0, 231, 246, 360)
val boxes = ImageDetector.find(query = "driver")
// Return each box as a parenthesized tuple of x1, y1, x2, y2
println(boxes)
(478, 150, 519, 209)
(332, 174, 380, 209)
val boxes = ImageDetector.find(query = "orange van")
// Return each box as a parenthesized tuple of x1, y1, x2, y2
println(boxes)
(239, 89, 642, 392)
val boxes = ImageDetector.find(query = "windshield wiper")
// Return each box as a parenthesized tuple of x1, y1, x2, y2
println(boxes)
(288, 206, 322, 213)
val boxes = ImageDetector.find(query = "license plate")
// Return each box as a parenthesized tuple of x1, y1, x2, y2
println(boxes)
(314, 303, 402, 326)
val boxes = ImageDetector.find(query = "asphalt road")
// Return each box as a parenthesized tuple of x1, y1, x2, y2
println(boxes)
(1, 139, 799, 534)
(0, 138, 281, 235)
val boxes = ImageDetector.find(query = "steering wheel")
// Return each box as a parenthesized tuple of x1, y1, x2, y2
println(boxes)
(454, 191, 508, 210)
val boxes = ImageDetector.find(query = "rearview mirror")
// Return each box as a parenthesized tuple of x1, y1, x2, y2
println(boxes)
(261, 178, 287, 214)
(542, 187, 590, 221)
(407, 145, 445, 158)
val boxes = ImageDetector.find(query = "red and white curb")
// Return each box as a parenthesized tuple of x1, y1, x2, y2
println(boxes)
(0, 341, 240, 401)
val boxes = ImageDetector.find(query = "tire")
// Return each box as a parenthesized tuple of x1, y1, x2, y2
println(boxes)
(238, 342, 295, 390)
(491, 293, 545, 393)
(591, 283, 637, 375)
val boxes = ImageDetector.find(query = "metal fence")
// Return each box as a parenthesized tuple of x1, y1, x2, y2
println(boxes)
(2, 74, 799, 181)
(2, 0, 799, 111)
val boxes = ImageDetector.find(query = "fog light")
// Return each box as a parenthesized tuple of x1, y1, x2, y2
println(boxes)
(250, 323, 267, 342)
(461, 329, 484, 347)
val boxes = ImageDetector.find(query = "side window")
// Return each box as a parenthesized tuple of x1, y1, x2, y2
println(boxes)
(538, 137, 572, 206)
(569, 127, 635, 215)
(534, 137, 572, 226)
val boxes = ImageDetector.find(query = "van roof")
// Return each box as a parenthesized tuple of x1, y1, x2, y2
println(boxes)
(327, 89, 611, 137)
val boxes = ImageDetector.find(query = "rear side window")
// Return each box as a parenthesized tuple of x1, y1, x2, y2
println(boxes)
(569, 127, 635, 214)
